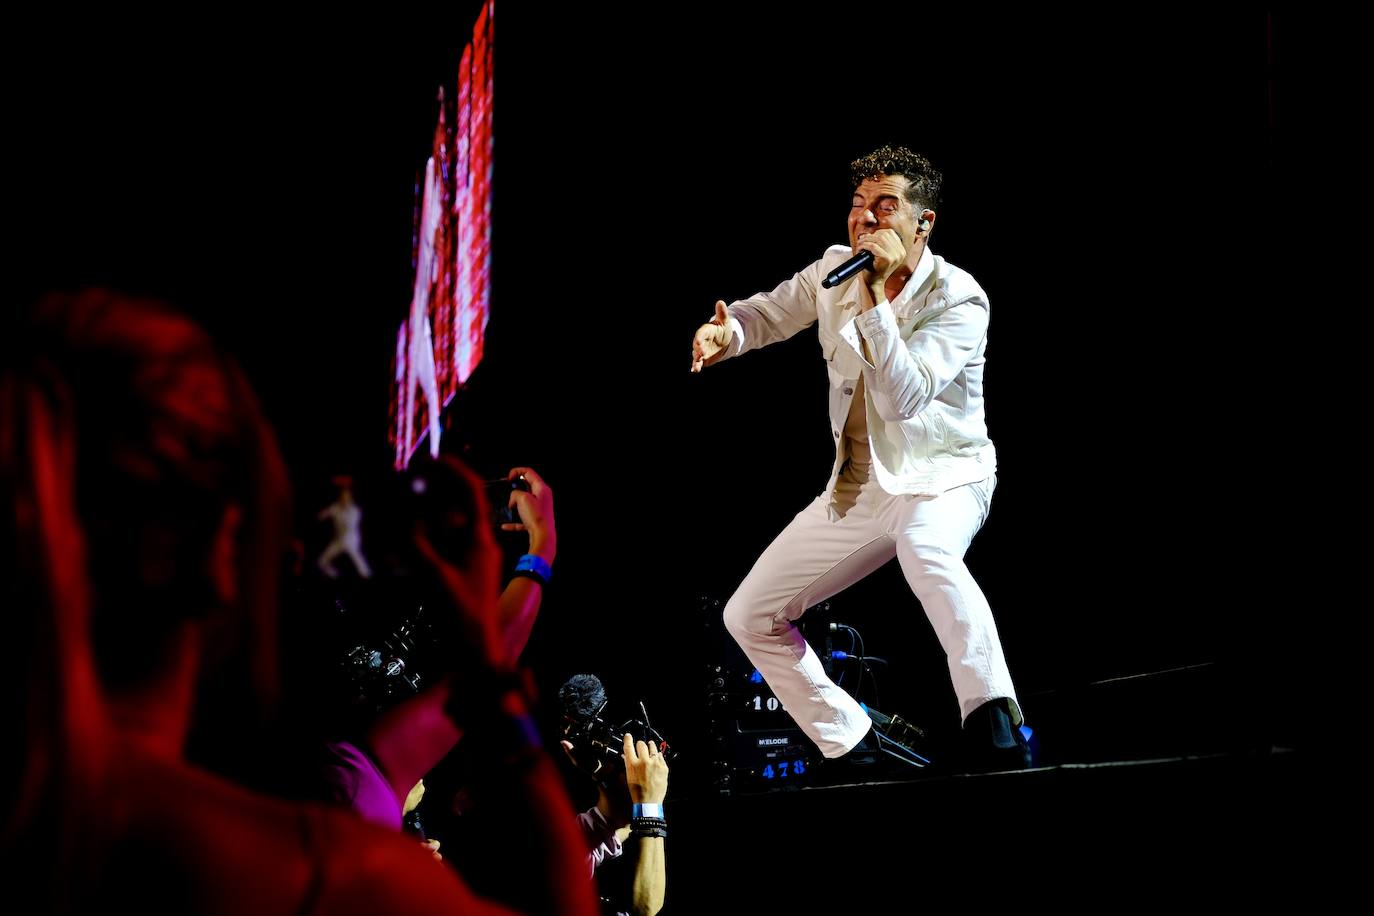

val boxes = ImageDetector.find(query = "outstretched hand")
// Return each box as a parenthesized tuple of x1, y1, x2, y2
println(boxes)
(691, 300, 732, 373)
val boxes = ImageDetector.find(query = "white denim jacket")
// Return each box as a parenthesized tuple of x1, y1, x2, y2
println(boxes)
(719, 245, 996, 513)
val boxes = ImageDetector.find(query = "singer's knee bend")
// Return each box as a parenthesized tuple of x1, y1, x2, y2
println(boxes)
(723, 592, 787, 640)
(722, 596, 755, 640)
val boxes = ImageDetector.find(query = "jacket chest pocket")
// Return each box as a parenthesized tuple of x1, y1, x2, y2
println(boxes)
(821, 329, 869, 389)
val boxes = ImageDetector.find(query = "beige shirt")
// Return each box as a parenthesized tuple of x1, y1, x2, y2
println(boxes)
(833, 375, 872, 516)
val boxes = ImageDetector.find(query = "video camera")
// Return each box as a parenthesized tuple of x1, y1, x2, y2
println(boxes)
(558, 674, 677, 780)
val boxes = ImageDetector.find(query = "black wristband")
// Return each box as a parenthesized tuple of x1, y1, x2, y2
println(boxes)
(630, 815, 667, 837)
(510, 569, 548, 587)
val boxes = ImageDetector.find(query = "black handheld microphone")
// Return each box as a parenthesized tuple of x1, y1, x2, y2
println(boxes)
(821, 251, 873, 289)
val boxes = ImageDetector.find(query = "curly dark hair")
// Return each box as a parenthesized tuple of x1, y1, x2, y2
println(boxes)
(848, 144, 943, 213)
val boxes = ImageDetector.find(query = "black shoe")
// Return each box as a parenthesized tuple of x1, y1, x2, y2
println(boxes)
(962, 698, 1032, 773)
(817, 727, 910, 785)
(841, 726, 882, 766)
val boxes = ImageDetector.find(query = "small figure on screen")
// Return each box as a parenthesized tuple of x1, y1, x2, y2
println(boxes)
(317, 475, 373, 579)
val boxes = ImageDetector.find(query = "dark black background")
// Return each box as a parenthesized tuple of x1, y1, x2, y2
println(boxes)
(9, 7, 1301, 767)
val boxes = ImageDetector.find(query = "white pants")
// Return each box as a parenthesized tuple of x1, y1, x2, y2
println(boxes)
(722, 475, 1019, 758)
(318, 535, 373, 580)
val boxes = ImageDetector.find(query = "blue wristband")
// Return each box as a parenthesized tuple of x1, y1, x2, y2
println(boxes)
(514, 553, 552, 585)
(632, 803, 663, 819)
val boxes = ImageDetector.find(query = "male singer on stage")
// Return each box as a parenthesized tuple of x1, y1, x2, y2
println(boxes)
(690, 144, 1029, 772)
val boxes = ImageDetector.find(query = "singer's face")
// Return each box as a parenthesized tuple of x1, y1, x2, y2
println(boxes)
(848, 174, 918, 254)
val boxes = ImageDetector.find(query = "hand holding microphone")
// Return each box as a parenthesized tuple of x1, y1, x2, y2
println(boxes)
(823, 212, 933, 289)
